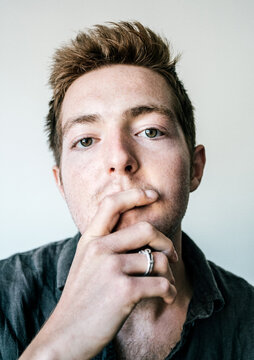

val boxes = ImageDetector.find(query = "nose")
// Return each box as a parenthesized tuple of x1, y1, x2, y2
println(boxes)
(105, 133, 139, 175)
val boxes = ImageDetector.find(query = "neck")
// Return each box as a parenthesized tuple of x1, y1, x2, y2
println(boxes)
(127, 229, 192, 321)
(114, 230, 192, 359)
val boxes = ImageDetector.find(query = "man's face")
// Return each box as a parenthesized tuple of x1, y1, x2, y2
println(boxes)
(54, 65, 198, 238)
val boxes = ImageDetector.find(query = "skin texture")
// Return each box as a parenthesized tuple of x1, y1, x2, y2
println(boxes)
(57, 65, 196, 239)
(20, 65, 205, 360)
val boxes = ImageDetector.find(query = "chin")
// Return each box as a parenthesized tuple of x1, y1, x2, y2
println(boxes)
(113, 205, 164, 232)
(115, 206, 182, 242)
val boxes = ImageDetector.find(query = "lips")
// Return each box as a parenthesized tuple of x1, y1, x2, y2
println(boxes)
(111, 204, 153, 235)
(98, 185, 157, 204)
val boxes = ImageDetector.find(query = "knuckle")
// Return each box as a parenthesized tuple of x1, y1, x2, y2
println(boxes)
(136, 187, 146, 198)
(101, 195, 115, 211)
(156, 252, 169, 269)
(165, 242, 177, 261)
(115, 277, 136, 314)
(159, 277, 171, 294)
(105, 255, 121, 274)
(169, 242, 175, 255)
(139, 221, 155, 237)
(118, 276, 133, 299)
(85, 239, 102, 257)
(167, 239, 174, 252)
(126, 278, 141, 303)
(167, 287, 177, 304)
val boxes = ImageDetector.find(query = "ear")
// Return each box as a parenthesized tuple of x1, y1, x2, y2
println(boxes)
(52, 165, 65, 199)
(190, 145, 206, 192)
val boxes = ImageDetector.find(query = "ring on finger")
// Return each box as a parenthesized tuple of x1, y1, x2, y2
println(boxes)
(139, 248, 154, 276)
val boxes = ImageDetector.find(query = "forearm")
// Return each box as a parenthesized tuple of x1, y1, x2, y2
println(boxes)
(20, 189, 177, 360)
(19, 313, 102, 360)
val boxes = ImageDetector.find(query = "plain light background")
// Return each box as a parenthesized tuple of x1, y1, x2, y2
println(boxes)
(0, 0, 253, 284)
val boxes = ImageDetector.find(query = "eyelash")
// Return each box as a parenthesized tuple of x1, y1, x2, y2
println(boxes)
(76, 137, 94, 148)
(137, 128, 164, 139)
(73, 127, 165, 149)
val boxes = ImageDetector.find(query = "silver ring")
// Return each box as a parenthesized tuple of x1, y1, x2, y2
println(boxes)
(139, 248, 154, 276)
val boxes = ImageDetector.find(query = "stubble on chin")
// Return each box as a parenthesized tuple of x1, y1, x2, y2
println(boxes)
(64, 172, 190, 241)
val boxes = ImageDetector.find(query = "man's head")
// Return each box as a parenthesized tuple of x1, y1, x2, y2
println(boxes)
(46, 21, 196, 167)
(47, 21, 205, 239)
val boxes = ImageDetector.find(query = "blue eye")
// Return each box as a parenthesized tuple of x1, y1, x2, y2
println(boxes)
(79, 137, 93, 147)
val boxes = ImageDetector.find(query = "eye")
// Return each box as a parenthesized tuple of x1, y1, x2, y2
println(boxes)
(138, 128, 164, 138)
(78, 137, 93, 147)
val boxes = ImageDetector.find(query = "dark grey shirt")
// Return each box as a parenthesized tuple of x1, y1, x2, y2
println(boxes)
(0, 232, 253, 359)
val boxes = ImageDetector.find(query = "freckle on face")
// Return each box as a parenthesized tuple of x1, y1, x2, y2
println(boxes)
(59, 65, 191, 238)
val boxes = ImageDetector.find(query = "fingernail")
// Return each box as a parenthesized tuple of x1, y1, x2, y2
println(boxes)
(145, 189, 158, 199)
(173, 249, 179, 262)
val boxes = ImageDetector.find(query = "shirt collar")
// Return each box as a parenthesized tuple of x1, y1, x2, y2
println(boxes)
(182, 232, 225, 323)
(94, 232, 226, 360)
(56, 232, 81, 290)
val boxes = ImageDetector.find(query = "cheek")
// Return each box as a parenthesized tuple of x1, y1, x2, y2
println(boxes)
(60, 158, 103, 232)
(142, 148, 190, 193)
(171, 153, 191, 183)
(62, 162, 91, 197)
(61, 150, 103, 192)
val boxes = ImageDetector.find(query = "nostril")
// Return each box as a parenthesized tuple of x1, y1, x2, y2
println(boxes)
(125, 165, 132, 172)
(109, 165, 133, 174)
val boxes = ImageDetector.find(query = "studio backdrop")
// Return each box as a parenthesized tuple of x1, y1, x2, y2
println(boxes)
(0, 0, 253, 284)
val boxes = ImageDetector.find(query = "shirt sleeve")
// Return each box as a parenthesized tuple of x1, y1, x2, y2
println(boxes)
(239, 309, 254, 360)
(0, 309, 21, 360)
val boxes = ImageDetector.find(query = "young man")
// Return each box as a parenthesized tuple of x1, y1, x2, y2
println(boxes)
(1, 22, 253, 360)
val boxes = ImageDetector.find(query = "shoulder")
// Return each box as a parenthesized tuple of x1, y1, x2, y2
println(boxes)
(209, 261, 254, 348)
(209, 260, 254, 302)
(0, 237, 71, 292)
(0, 236, 78, 343)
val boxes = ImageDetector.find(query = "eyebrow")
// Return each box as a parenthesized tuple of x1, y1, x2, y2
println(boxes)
(126, 105, 175, 122)
(62, 113, 101, 137)
(62, 104, 176, 136)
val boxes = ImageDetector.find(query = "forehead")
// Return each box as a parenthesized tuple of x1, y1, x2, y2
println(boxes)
(60, 64, 176, 126)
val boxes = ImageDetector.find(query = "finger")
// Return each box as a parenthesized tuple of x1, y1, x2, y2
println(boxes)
(104, 222, 178, 263)
(85, 188, 158, 238)
(119, 252, 175, 284)
(130, 276, 177, 305)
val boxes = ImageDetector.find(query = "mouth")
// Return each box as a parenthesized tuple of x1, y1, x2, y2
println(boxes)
(98, 184, 158, 203)
(112, 202, 156, 234)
